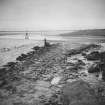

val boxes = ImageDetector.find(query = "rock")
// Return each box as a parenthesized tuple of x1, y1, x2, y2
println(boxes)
(88, 63, 100, 73)
(67, 57, 78, 63)
(86, 51, 100, 61)
(66, 79, 77, 83)
(66, 65, 74, 70)
(102, 70, 105, 81)
(33, 80, 53, 103)
(0, 80, 4, 86)
(61, 80, 99, 105)
(36, 80, 51, 88)
(77, 59, 85, 66)
(0, 89, 10, 97)
(51, 76, 62, 85)
(80, 72, 88, 77)
(16, 53, 28, 61)
(42, 74, 53, 81)
(32, 46, 40, 51)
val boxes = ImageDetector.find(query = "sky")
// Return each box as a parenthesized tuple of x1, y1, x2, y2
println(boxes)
(0, 0, 105, 31)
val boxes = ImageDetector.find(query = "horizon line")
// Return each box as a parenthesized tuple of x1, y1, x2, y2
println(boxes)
(0, 28, 105, 32)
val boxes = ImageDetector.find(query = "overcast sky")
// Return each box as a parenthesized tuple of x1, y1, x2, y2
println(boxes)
(0, 0, 105, 30)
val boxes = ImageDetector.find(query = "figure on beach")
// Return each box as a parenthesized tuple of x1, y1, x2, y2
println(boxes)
(25, 32, 29, 39)
(44, 38, 50, 47)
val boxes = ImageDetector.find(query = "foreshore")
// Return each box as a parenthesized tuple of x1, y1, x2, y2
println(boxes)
(0, 40, 105, 105)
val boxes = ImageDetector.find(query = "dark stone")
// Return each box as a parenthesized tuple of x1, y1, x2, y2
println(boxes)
(32, 46, 40, 51)
(102, 70, 105, 81)
(16, 53, 27, 61)
(100, 52, 105, 62)
(88, 63, 100, 73)
(86, 51, 100, 61)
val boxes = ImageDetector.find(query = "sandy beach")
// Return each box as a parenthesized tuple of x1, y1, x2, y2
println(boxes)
(0, 35, 105, 105)
(0, 36, 101, 66)
(0, 38, 45, 66)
